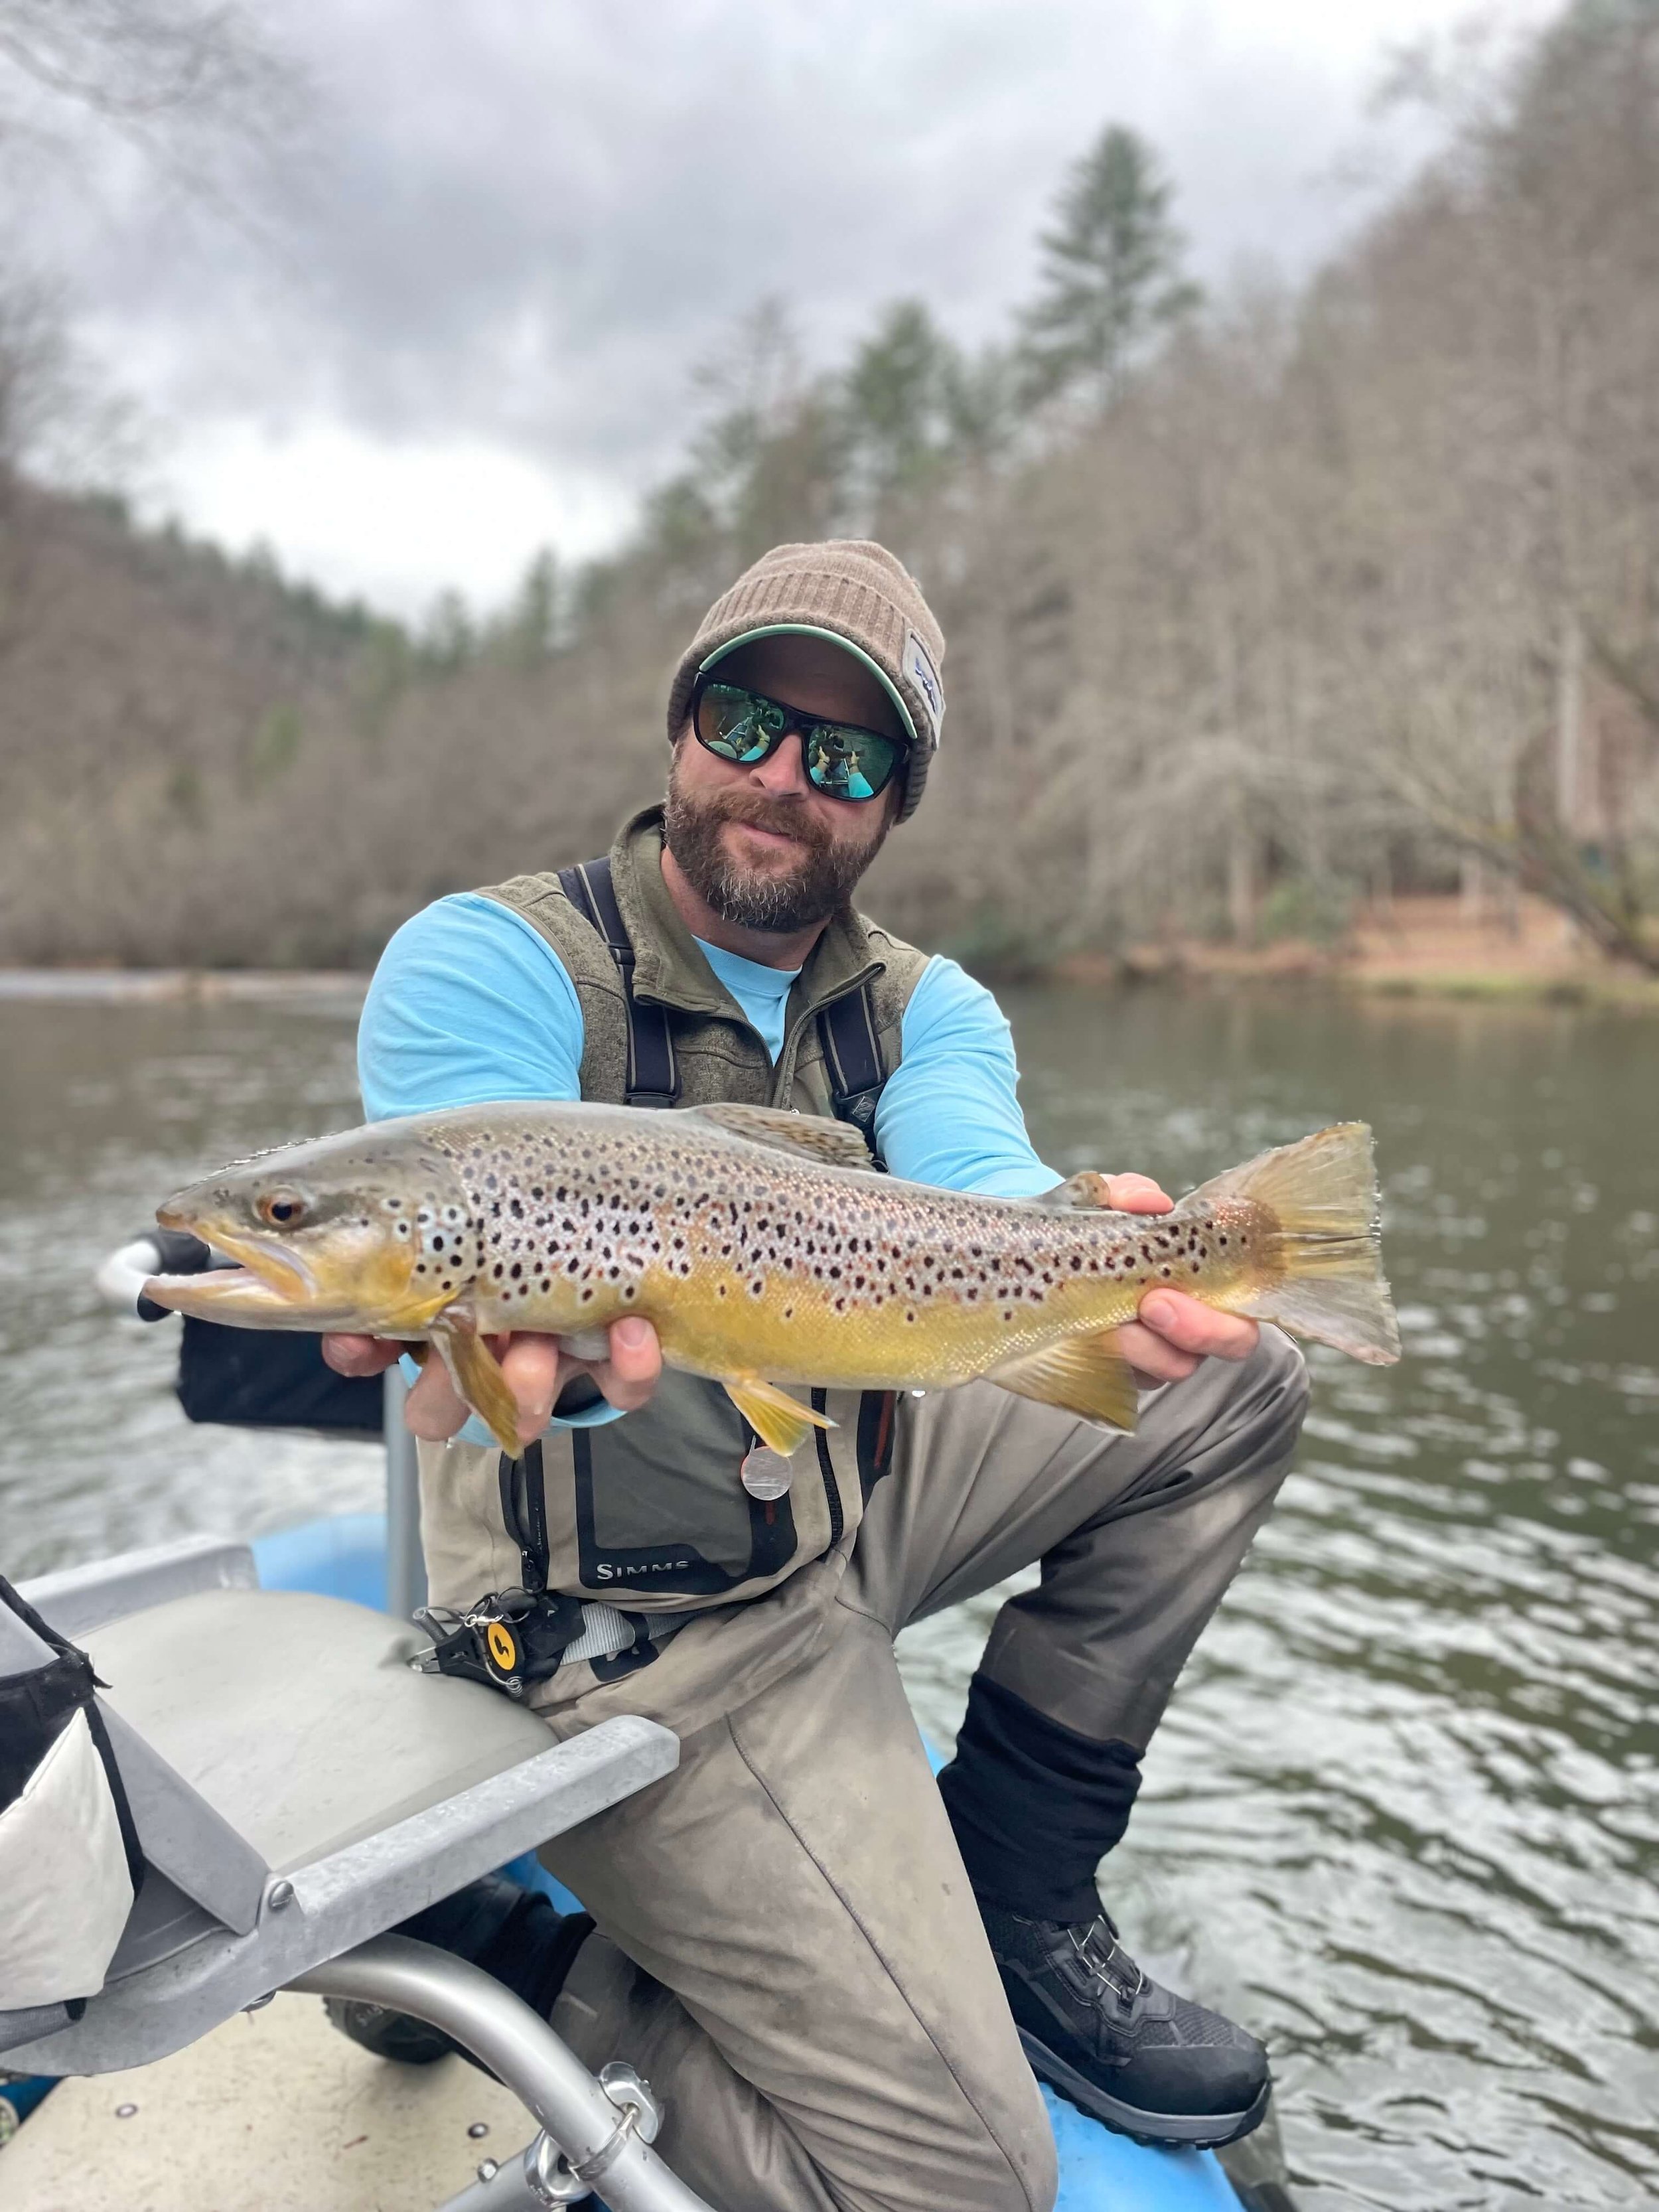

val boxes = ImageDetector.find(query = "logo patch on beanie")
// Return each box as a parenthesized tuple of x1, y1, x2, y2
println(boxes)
(904, 630, 944, 745)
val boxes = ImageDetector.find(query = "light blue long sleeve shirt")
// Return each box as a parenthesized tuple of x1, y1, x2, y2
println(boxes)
(358, 892, 1058, 1436)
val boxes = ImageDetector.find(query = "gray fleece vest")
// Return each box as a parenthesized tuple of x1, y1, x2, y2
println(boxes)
(415, 806, 932, 1633)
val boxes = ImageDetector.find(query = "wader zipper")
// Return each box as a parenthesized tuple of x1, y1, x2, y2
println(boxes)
(810, 1388, 843, 1548)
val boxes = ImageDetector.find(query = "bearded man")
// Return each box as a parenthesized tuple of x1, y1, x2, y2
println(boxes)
(326, 541, 1309, 2212)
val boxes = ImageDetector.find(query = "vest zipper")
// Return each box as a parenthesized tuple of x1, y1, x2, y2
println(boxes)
(810, 1388, 843, 1548)
(770, 969, 882, 1106)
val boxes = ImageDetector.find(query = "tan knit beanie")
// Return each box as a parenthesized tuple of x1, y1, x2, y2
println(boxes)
(665, 540, 946, 820)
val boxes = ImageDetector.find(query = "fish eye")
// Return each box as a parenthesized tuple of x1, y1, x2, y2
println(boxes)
(257, 1187, 308, 1228)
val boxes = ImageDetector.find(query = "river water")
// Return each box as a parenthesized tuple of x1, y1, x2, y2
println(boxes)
(1, 984, 1654, 2210)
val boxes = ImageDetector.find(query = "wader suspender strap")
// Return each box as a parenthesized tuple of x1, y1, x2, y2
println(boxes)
(817, 985, 887, 1163)
(559, 855, 891, 1155)
(417, 1443, 586, 1695)
(557, 857, 679, 1107)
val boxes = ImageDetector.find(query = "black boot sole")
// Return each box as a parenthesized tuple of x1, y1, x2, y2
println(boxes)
(1019, 2028, 1271, 2150)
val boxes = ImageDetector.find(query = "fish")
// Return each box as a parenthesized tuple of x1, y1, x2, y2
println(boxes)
(143, 1103, 1400, 1460)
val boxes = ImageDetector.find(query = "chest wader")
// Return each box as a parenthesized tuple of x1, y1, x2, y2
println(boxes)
(417, 810, 926, 1705)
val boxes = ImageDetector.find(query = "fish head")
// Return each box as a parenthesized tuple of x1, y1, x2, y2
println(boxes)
(144, 1121, 476, 1334)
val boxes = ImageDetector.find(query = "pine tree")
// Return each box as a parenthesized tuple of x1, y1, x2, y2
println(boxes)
(842, 299, 957, 507)
(1021, 125, 1200, 407)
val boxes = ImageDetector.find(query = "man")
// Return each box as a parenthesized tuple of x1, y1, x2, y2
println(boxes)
(327, 540, 1309, 2212)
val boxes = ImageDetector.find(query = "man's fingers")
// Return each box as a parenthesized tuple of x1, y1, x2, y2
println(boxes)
(1102, 1174, 1173, 1215)
(499, 1335, 567, 1442)
(596, 1315, 662, 1413)
(1137, 1290, 1260, 1362)
(321, 1332, 401, 1376)
(403, 1351, 469, 1439)
(1110, 1320, 1200, 1386)
(404, 1323, 664, 1445)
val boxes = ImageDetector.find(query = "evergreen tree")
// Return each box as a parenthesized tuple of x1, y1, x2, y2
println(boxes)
(497, 547, 559, 666)
(1020, 124, 1200, 407)
(842, 299, 957, 507)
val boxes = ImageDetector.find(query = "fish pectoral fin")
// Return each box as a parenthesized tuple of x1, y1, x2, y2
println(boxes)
(989, 1333, 1141, 1432)
(684, 1103, 873, 1171)
(431, 1312, 524, 1458)
(1022, 1172, 1126, 1213)
(723, 1375, 836, 1458)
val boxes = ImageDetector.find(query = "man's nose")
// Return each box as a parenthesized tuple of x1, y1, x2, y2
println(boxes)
(748, 729, 812, 798)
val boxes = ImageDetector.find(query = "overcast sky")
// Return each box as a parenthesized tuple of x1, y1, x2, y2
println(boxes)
(16, 0, 1551, 621)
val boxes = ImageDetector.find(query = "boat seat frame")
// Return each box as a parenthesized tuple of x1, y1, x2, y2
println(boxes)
(1, 1534, 712, 2211)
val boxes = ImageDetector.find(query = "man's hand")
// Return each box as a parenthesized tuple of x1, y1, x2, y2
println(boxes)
(1099, 1173, 1260, 1386)
(322, 1317, 663, 1445)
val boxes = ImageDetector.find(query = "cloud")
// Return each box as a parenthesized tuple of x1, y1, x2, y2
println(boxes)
(17, 0, 1557, 611)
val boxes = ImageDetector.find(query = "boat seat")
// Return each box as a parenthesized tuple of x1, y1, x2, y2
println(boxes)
(0, 1536, 679, 2079)
(84, 1587, 561, 1875)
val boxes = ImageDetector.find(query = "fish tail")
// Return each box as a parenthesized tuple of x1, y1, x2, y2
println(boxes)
(1194, 1122, 1401, 1366)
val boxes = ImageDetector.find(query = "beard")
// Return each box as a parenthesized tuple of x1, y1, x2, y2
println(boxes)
(663, 760, 889, 933)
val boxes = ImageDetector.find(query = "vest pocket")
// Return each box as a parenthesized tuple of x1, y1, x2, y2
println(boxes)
(569, 1370, 810, 1597)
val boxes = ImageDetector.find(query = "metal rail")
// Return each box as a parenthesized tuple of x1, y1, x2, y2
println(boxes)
(291, 1935, 717, 2212)
(384, 1364, 427, 1620)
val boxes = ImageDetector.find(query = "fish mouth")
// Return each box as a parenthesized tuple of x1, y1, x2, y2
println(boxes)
(143, 1207, 457, 1336)
(145, 1209, 326, 1323)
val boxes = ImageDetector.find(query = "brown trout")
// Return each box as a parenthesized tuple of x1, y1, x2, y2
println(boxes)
(143, 1104, 1400, 1459)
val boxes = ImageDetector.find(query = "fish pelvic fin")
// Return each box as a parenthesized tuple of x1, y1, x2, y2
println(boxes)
(1194, 1122, 1401, 1366)
(431, 1311, 524, 1457)
(723, 1374, 836, 1457)
(989, 1332, 1141, 1432)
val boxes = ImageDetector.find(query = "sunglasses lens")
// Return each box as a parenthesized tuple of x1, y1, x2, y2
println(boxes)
(804, 724, 902, 802)
(696, 682, 782, 763)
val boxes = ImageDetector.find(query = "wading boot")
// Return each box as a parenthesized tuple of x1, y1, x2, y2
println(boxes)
(981, 1905, 1270, 2149)
(325, 1872, 593, 2067)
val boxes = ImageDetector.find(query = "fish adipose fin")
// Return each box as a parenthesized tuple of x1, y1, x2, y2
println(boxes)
(723, 1374, 836, 1457)
(990, 1333, 1141, 1432)
(685, 1104, 873, 1171)
(1024, 1172, 1121, 1212)
(1194, 1122, 1402, 1366)
(431, 1312, 524, 1457)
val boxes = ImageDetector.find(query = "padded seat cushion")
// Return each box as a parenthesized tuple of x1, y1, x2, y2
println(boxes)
(87, 1590, 557, 1875)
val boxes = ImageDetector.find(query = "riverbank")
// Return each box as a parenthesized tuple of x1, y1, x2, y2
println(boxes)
(1056, 893, 1659, 1009)
(5, 895, 1657, 1009)
(0, 969, 367, 1005)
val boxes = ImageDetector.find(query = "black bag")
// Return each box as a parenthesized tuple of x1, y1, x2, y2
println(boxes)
(176, 1318, 384, 1438)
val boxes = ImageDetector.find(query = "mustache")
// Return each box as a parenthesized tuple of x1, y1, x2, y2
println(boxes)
(699, 788, 832, 855)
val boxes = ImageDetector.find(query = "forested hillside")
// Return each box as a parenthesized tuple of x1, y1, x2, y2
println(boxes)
(3, 0, 1658, 971)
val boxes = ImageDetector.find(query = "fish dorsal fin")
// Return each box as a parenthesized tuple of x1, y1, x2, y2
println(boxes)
(684, 1103, 872, 1171)
(1024, 1171, 1119, 1212)
(723, 1374, 837, 1457)
(989, 1332, 1141, 1432)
